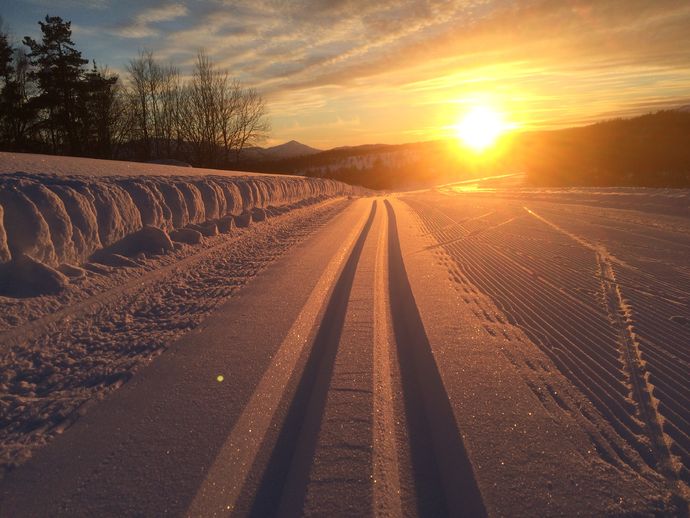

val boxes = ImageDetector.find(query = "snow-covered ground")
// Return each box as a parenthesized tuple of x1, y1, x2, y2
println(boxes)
(0, 152, 264, 178)
(405, 186, 690, 504)
(0, 152, 359, 297)
(0, 196, 349, 472)
(0, 159, 688, 515)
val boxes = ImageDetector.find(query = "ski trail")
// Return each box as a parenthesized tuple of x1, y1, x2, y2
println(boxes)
(525, 206, 679, 484)
(386, 200, 486, 517)
(596, 252, 677, 480)
(186, 202, 374, 517)
(372, 205, 403, 518)
(250, 201, 378, 517)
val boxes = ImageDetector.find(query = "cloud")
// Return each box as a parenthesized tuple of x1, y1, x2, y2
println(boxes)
(24, 0, 110, 8)
(7, 0, 690, 145)
(114, 3, 189, 39)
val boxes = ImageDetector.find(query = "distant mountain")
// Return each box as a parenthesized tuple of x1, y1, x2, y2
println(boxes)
(264, 140, 321, 159)
(239, 139, 517, 190)
(240, 140, 321, 161)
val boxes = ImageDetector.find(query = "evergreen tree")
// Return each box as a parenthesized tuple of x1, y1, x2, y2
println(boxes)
(0, 31, 36, 150)
(0, 32, 12, 82)
(23, 15, 88, 154)
(79, 63, 119, 157)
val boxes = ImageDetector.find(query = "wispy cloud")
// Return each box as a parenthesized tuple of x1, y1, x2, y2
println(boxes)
(24, 0, 110, 9)
(7, 0, 690, 146)
(114, 3, 189, 39)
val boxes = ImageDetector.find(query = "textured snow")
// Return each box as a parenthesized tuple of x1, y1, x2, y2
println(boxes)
(0, 153, 359, 295)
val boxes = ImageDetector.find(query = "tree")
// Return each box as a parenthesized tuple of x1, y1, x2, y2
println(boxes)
(177, 51, 269, 167)
(0, 31, 12, 81)
(23, 15, 88, 154)
(0, 30, 37, 150)
(181, 50, 224, 166)
(126, 50, 182, 161)
(233, 86, 269, 164)
(79, 62, 119, 157)
(218, 78, 242, 164)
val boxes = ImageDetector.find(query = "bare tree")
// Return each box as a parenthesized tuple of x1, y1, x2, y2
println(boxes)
(233, 86, 269, 164)
(126, 50, 183, 161)
(126, 51, 151, 159)
(123, 48, 269, 167)
(158, 63, 182, 158)
(218, 77, 242, 164)
(109, 80, 136, 157)
(179, 51, 217, 166)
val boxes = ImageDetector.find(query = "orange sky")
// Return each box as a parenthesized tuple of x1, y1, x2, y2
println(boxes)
(7, 0, 690, 148)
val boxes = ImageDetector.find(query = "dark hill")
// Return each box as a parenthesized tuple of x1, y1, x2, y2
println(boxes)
(518, 110, 690, 187)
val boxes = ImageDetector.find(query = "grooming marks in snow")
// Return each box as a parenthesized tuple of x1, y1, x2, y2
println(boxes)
(0, 153, 359, 296)
(0, 191, 685, 515)
(405, 190, 690, 503)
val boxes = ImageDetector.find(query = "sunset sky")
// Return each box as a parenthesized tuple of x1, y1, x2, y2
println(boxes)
(4, 0, 690, 148)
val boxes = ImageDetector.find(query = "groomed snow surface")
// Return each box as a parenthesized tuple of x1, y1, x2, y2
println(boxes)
(406, 186, 690, 503)
(0, 152, 359, 297)
(1, 158, 688, 515)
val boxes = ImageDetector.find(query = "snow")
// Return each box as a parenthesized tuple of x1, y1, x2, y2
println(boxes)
(402, 187, 690, 503)
(0, 152, 263, 178)
(0, 198, 350, 475)
(0, 183, 687, 513)
(0, 153, 359, 296)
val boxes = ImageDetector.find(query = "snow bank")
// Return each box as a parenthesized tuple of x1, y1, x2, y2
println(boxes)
(0, 163, 359, 295)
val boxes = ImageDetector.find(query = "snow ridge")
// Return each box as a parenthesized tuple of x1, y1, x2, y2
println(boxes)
(0, 170, 359, 295)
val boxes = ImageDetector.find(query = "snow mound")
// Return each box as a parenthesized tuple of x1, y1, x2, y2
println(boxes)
(0, 160, 359, 296)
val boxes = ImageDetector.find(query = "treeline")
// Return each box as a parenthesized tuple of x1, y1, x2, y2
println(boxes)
(0, 15, 268, 168)
(249, 108, 690, 190)
(244, 140, 517, 190)
(518, 110, 690, 187)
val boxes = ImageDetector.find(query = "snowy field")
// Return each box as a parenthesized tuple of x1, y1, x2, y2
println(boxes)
(406, 185, 690, 491)
(0, 153, 359, 469)
(0, 152, 267, 178)
(0, 157, 688, 514)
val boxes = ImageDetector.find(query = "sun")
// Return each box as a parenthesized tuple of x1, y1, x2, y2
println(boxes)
(454, 105, 509, 152)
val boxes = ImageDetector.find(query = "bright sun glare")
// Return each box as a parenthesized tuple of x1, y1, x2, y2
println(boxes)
(455, 105, 509, 152)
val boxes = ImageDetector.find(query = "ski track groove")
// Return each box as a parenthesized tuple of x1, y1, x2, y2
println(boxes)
(248, 201, 379, 517)
(245, 199, 485, 516)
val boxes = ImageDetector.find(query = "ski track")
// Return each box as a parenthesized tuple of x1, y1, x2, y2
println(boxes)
(238, 200, 484, 517)
(2, 187, 687, 514)
(0, 195, 488, 516)
(403, 192, 690, 492)
(0, 198, 349, 472)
